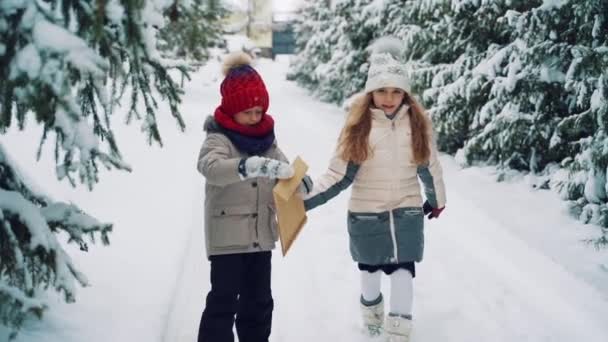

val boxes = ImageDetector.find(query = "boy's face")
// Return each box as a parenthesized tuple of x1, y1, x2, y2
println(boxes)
(234, 106, 264, 126)
(372, 87, 406, 115)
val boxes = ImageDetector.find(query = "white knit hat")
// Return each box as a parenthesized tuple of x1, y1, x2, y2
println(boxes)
(364, 37, 411, 93)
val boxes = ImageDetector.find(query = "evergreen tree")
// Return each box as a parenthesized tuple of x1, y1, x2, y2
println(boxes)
(0, 0, 215, 336)
(288, 0, 335, 92)
(290, 0, 383, 104)
(312, 0, 375, 103)
(0, 145, 112, 339)
(158, 0, 227, 66)
(416, 0, 540, 153)
(457, 1, 608, 241)
(290, 0, 453, 104)
(378, 0, 451, 65)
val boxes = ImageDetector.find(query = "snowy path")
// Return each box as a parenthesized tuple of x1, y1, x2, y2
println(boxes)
(2, 56, 606, 342)
(164, 58, 608, 342)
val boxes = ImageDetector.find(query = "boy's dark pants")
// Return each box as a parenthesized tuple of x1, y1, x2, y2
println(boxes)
(198, 251, 273, 342)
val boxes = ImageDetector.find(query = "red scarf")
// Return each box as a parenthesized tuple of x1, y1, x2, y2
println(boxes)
(214, 106, 274, 137)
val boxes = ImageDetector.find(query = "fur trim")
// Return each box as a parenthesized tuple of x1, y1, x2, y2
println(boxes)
(203, 115, 219, 132)
(367, 36, 404, 59)
(222, 52, 253, 76)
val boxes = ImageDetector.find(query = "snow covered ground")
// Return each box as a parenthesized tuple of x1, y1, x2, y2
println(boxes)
(2, 56, 608, 342)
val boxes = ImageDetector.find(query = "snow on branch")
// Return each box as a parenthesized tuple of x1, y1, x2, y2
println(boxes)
(0, 144, 112, 335)
(0, 0, 186, 190)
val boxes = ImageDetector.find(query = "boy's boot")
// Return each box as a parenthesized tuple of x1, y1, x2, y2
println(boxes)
(360, 294, 384, 337)
(385, 313, 412, 342)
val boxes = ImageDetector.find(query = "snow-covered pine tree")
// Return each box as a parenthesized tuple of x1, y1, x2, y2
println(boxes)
(456, 1, 608, 239)
(1, 0, 188, 185)
(310, 0, 376, 103)
(543, 1, 608, 244)
(0, 0, 202, 336)
(0, 145, 112, 339)
(292, 0, 399, 104)
(377, 0, 451, 66)
(290, 0, 454, 105)
(458, 1, 573, 170)
(158, 0, 227, 65)
(568, 72, 608, 247)
(288, 0, 335, 92)
(416, 0, 540, 153)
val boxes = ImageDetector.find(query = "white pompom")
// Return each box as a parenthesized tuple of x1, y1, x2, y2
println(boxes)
(367, 36, 404, 59)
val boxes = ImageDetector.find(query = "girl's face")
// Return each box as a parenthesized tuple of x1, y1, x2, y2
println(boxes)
(372, 87, 406, 114)
(234, 106, 264, 126)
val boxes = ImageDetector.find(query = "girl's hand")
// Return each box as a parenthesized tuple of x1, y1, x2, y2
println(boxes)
(422, 200, 445, 219)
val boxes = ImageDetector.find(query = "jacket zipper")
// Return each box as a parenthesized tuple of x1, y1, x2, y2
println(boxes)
(389, 118, 398, 262)
(254, 180, 260, 244)
(389, 210, 398, 262)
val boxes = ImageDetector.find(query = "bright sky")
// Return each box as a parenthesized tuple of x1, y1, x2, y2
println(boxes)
(273, 0, 303, 12)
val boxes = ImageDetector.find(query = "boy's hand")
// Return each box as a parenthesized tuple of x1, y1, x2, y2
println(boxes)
(422, 200, 444, 219)
(239, 156, 294, 179)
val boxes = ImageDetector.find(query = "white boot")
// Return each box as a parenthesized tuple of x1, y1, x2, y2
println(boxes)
(385, 314, 412, 342)
(360, 295, 384, 337)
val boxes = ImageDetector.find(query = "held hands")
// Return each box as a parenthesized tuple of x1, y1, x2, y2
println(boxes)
(240, 156, 294, 179)
(298, 175, 314, 195)
(422, 200, 445, 219)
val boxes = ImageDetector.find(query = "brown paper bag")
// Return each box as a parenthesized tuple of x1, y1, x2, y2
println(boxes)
(272, 156, 309, 256)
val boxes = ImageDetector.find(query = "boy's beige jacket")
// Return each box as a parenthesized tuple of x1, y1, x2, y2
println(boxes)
(197, 118, 287, 257)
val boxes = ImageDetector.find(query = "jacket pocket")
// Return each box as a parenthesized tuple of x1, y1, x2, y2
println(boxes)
(209, 206, 256, 249)
(347, 211, 393, 265)
(392, 207, 424, 262)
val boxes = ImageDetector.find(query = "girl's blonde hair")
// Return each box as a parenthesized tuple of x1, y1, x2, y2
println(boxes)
(338, 92, 431, 165)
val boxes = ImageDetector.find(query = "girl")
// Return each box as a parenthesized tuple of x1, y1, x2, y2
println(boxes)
(304, 39, 447, 342)
(196, 52, 294, 342)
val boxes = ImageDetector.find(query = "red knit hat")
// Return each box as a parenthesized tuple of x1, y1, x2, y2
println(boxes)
(219, 53, 269, 116)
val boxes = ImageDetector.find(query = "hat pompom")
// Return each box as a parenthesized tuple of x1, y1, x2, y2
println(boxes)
(367, 36, 404, 60)
(222, 52, 253, 76)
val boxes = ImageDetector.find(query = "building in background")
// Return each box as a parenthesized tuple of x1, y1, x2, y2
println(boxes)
(271, 19, 295, 58)
(222, 0, 272, 57)
(222, 0, 298, 58)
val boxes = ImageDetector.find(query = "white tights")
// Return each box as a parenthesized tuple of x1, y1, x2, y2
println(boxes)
(360, 269, 413, 316)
